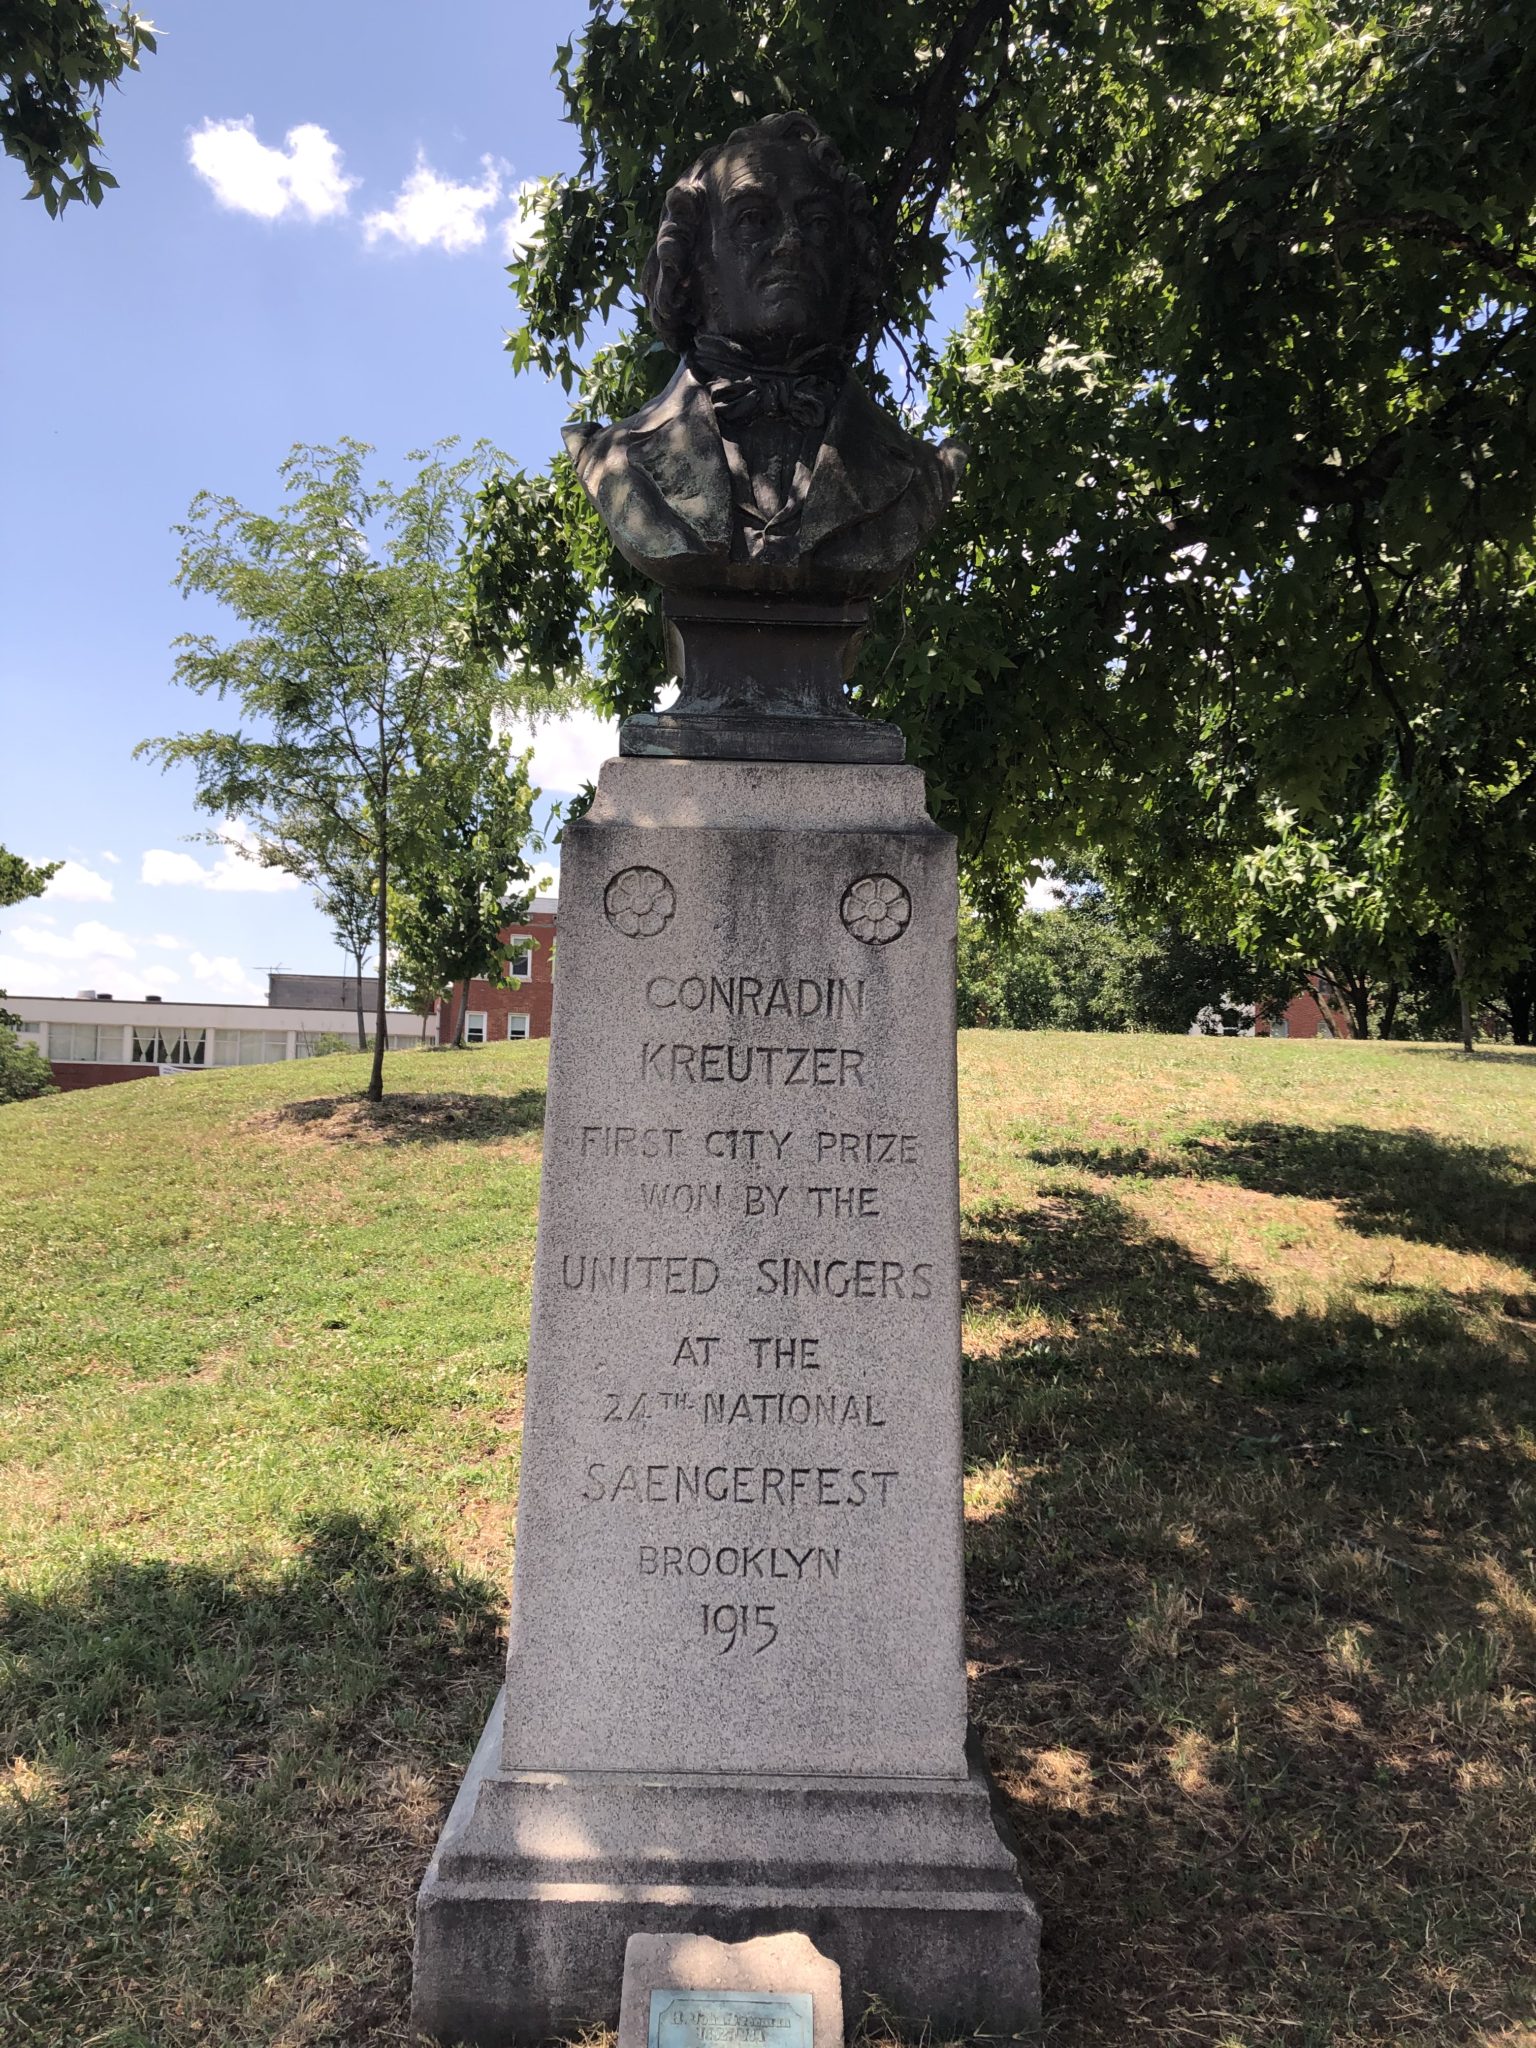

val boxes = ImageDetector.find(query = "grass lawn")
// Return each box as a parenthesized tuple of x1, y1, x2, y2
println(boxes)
(2, 1034, 1534, 2046)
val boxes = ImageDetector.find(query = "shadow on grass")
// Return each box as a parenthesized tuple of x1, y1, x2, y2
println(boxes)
(1032, 1119, 1536, 1275)
(0, 1513, 503, 2048)
(256, 1088, 547, 1148)
(960, 1186, 1536, 2044)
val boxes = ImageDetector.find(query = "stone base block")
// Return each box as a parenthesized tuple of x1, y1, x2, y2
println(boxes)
(412, 1693, 1040, 2046)
(619, 710, 904, 763)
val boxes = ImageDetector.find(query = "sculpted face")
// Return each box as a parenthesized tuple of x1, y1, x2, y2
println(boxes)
(698, 136, 851, 359)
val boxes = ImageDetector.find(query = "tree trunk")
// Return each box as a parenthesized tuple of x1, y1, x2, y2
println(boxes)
(1504, 965, 1535, 1046)
(1447, 935, 1474, 1055)
(454, 978, 472, 1048)
(368, 819, 388, 1103)
(1346, 980, 1371, 1041)
(1380, 978, 1402, 1041)
(352, 948, 367, 1050)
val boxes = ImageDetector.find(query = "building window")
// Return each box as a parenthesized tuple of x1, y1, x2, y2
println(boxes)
(1316, 1017, 1335, 1040)
(1270, 1017, 1289, 1039)
(465, 1011, 488, 1045)
(506, 1014, 531, 1041)
(508, 945, 534, 980)
(210, 1029, 290, 1067)
(132, 1025, 204, 1065)
(51, 1021, 104, 1062)
(15, 1019, 41, 1045)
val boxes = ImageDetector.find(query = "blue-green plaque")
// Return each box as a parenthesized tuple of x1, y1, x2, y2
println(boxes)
(648, 1990, 813, 2048)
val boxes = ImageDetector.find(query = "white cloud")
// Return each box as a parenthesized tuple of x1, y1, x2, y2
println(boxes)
(140, 826, 300, 894)
(1024, 869, 1068, 913)
(188, 117, 356, 222)
(42, 860, 114, 905)
(364, 152, 505, 253)
(150, 933, 187, 951)
(501, 706, 619, 795)
(526, 860, 559, 900)
(99, 850, 122, 866)
(499, 179, 546, 258)
(6, 919, 136, 963)
(187, 952, 266, 1003)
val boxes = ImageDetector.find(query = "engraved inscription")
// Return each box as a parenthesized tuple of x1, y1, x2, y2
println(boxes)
(561, 1253, 719, 1294)
(641, 1544, 841, 1580)
(580, 1462, 898, 1506)
(755, 1256, 933, 1300)
(646, 974, 865, 1019)
(641, 1043, 864, 1086)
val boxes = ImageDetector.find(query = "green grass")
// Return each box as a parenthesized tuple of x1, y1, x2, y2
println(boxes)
(3, 1036, 1535, 2045)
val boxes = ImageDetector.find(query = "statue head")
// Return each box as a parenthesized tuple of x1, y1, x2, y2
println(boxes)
(641, 111, 879, 363)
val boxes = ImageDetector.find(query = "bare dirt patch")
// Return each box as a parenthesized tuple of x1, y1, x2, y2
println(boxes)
(251, 1089, 545, 1149)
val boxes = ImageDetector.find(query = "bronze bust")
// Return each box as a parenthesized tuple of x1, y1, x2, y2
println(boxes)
(563, 111, 965, 602)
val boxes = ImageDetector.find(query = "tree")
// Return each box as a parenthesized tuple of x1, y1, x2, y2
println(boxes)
(389, 727, 540, 1047)
(470, 0, 1536, 1019)
(0, 845, 60, 909)
(0, 842, 59, 1099)
(2, 1, 156, 215)
(138, 439, 548, 1103)
(314, 852, 377, 1052)
(957, 878, 1287, 1035)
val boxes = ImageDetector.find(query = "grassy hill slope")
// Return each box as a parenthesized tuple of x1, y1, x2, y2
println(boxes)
(2, 1035, 1534, 2046)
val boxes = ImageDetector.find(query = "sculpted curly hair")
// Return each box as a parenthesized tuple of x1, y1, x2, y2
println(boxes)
(641, 111, 880, 357)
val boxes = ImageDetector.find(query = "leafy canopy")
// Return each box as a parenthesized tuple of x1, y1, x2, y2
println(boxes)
(1, 1, 156, 214)
(139, 439, 561, 1101)
(473, 0, 1536, 1000)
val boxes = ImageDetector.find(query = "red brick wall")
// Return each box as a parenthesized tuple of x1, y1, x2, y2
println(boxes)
(1257, 983, 1354, 1040)
(49, 1062, 159, 1092)
(433, 908, 557, 1043)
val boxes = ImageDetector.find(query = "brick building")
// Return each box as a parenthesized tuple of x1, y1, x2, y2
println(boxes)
(432, 900, 557, 1045)
(1256, 974, 1355, 1040)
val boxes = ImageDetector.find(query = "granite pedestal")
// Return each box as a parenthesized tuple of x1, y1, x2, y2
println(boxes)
(412, 758, 1039, 2043)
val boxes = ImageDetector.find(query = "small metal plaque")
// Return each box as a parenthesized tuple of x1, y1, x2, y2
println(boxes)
(649, 1990, 813, 2048)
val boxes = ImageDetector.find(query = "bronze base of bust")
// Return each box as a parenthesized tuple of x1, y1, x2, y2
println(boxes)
(619, 592, 906, 763)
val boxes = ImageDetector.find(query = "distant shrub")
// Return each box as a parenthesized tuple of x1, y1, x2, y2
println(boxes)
(0, 1029, 56, 1104)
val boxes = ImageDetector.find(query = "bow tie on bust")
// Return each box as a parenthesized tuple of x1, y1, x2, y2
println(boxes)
(690, 333, 848, 435)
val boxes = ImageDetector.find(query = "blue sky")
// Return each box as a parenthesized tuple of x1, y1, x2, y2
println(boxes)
(1, 6, 988, 1006)
(0, 0, 612, 1005)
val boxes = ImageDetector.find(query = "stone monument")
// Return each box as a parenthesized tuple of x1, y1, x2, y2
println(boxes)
(411, 110, 1040, 2045)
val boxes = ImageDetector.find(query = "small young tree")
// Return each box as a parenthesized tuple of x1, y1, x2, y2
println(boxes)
(139, 439, 551, 1103)
(313, 851, 377, 1050)
(390, 727, 540, 1048)
(0, 843, 61, 1101)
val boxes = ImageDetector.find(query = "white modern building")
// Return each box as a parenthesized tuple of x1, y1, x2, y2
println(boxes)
(9, 988, 435, 1092)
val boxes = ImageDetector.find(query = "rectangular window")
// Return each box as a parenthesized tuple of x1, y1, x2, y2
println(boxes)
(465, 1011, 488, 1046)
(508, 945, 534, 979)
(210, 1029, 289, 1067)
(1316, 1017, 1335, 1040)
(506, 1014, 531, 1041)
(15, 1019, 41, 1043)
(1270, 1017, 1289, 1039)
(52, 1022, 101, 1062)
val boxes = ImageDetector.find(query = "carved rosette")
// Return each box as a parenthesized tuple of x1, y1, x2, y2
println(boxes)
(604, 865, 676, 938)
(840, 873, 911, 945)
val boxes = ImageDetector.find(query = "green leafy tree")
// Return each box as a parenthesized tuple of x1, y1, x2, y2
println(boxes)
(0, 842, 60, 1099)
(470, 0, 1536, 1024)
(0, 845, 60, 910)
(138, 438, 551, 1103)
(314, 852, 378, 1052)
(390, 728, 540, 1047)
(958, 879, 1285, 1034)
(2, 1, 156, 214)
